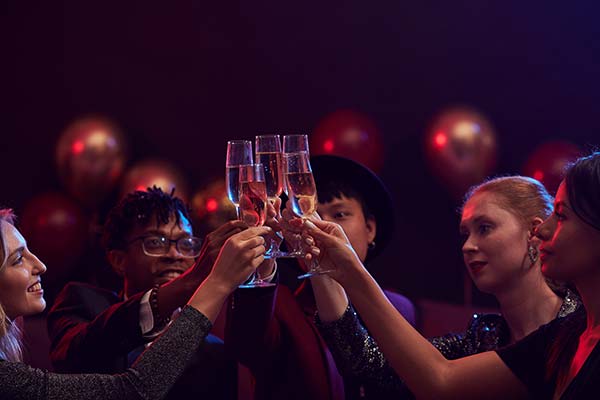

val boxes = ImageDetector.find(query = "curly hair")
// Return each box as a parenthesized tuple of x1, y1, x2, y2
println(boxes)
(102, 186, 191, 252)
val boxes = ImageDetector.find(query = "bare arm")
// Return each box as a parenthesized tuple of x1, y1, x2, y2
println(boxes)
(304, 218, 529, 400)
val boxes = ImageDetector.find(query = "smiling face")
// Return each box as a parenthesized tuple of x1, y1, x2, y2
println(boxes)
(0, 221, 47, 319)
(459, 192, 532, 294)
(317, 195, 376, 262)
(537, 182, 600, 285)
(109, 210, 195, 297)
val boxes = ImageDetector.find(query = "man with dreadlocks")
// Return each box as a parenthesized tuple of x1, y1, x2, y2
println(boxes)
(47, 187, 243, 399)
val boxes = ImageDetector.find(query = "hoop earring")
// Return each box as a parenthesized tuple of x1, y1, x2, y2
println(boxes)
(368, 241, 376, 250)
(528, 244, 539, 265)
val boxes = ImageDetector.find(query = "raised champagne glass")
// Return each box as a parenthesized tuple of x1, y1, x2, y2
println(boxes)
(237, 163, 276, 288)
(226, 140, 253, 217)
(283, 151, 333, 279)
(255, 134, 289, 258)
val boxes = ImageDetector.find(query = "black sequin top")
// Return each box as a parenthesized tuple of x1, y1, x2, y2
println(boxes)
(316, 290, 580, 398)
(0, 306, 212, 400)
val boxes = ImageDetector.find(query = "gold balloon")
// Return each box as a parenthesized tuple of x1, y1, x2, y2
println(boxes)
(121, 159, 189, 202)
(424, 107, 498, 198)
(190, 180, 237, 237)
(56, 116, 127, 208)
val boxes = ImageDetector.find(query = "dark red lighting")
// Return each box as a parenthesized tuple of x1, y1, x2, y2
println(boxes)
(72, 140, 85, 154)
(206, 198, 218, 212)
(434, 132, 447, 148)
(323, 139, 334, 153)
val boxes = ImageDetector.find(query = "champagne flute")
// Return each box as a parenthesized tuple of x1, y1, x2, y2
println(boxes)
(237, 163, 276, 288)
(283, 151, 333, 279)
(282, 134, 309, 154)
(226, 140, 253, 217)
(282, 134, 309, 196)
(255, 134, 287, 258)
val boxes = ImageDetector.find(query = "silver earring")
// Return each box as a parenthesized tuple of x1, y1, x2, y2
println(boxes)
(368, 241, 376, 250)
(528, 245, 539, 264)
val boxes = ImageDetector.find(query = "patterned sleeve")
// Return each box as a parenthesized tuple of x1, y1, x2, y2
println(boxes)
(317, 305, 484, 397)
(0, 306, 212, 400)
(316, 305, 412, 397)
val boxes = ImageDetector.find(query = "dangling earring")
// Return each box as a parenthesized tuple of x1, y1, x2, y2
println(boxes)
(368, 241, 376, 250)
(528, 244, 539, 264)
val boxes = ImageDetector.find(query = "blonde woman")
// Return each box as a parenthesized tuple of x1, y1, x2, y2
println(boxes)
(0, 208, 269, 399)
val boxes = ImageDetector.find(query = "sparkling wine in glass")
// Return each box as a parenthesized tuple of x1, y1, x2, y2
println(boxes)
(226, 140, 253, 217)
(283, 151, 333, 279)
(255, 135, 283, 201)
(256, 134, 290, 258)
(238, 163, 275, 288)
(282, 134, 309, 196)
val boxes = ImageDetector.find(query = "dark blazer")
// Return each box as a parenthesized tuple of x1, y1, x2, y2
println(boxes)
(47, 282, 236, 400)
(226, 275, 416, 400)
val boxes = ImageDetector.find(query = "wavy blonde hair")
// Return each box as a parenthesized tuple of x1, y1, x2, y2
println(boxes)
(0, 208, 23, 362)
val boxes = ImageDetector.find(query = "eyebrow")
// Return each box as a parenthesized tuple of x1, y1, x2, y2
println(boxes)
(459, 215, 489, 229)
(7, 246, 25, 260)
(142, 230, 192, 238)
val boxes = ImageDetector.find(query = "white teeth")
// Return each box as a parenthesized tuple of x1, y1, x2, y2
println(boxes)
(27, 282, 42, 292)
(160, 272, 181, 280)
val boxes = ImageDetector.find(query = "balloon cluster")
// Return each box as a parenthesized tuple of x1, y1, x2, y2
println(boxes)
(424, 107, 498, 199)
(310, 109, 385, 173)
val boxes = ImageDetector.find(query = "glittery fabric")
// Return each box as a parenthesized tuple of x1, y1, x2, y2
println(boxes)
(316, 290, 580, 397)
(0, 306, 212, 400)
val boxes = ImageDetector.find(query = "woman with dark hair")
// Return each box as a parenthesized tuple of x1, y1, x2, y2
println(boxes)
(0, 207, 269, 399)
(304, 176, 579, 397)
(294, 152, 600, 399)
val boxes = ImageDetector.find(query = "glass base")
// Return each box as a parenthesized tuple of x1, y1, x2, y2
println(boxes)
(269, 249, 304, 258)
(239, 280, 276, 288)
(297, 268, 334, 280)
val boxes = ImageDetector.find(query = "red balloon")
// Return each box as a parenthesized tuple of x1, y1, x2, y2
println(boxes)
(56, 116, 127, 209)
(190, 180, 237, 237)
(523, 141, 582, 194)
(424, 107, 498, 199)
(19, 193, 89, 287)
(121, 159, 189, 202)
(311, 109, 385, 172)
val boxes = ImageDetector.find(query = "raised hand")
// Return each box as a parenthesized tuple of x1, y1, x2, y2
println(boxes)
(207, 226, 272, 292)
(194, 220, 250, 276)
(298, 217, 365, 286)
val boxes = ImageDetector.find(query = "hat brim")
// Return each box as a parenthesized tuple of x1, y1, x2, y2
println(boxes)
(311, 155, 394, 261)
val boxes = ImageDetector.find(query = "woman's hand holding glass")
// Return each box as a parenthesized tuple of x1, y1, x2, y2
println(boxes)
(280, 209, 361, 282)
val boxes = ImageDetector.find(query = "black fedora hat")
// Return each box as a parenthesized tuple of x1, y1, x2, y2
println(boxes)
(310, 155, 395, 261)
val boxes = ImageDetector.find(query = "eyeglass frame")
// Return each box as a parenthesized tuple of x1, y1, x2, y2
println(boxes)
(127, 234, 203, 258)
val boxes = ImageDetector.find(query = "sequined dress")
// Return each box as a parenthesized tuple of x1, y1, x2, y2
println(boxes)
(0, 306, 212, 400)
(316, 290, 580, 398)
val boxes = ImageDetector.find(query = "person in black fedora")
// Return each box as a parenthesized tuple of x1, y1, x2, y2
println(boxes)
(226, 155, 416, 400)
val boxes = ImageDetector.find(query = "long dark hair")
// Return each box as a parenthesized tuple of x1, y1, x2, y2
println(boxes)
(546, 152, 600, 383)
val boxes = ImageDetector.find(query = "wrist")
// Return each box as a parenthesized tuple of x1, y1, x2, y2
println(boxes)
(203, 273, 236, 297)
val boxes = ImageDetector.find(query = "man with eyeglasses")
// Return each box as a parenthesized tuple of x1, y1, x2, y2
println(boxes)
(47, 186, 242, 400)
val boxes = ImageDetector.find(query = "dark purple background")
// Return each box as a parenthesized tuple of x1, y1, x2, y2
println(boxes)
(2, 1, 599, 305)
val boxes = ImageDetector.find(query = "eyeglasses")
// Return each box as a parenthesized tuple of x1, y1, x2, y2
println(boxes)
(128, 235, 203, 258)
